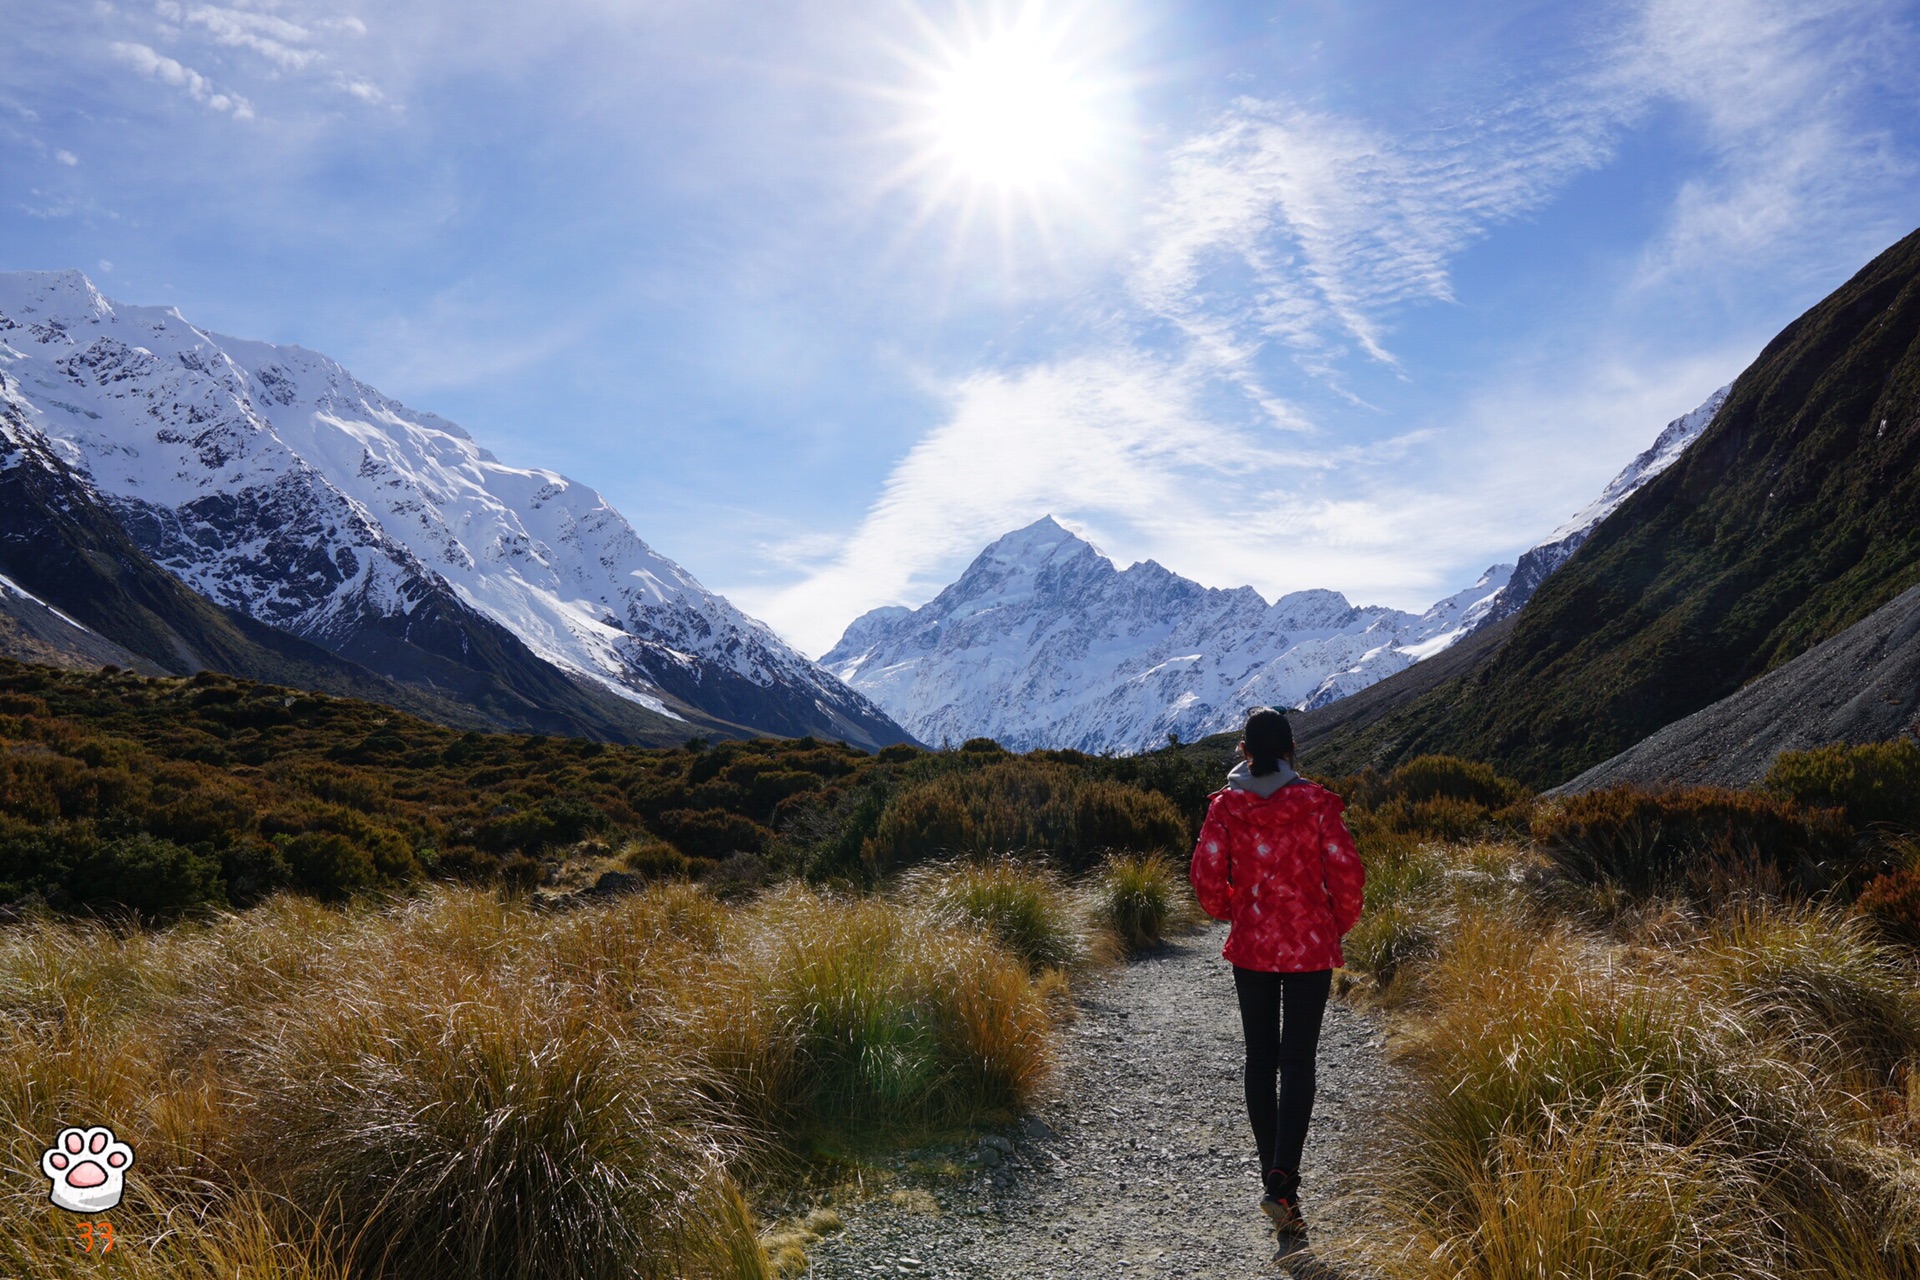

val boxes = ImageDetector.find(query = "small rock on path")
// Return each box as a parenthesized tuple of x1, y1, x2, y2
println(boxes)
(804, 922, 1398, 1278)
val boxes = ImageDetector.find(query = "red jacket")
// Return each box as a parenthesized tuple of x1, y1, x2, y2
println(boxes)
(1190, 775, 1365, 972)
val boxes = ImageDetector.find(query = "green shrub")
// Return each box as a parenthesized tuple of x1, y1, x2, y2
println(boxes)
(654, 808, 770, 859)
(1343, 834, 1446, 983)
(1531, 785, 1855, 905)
(730, 889, 1053, 1135)
(1388, 755, 1529, 809)
(65, 832, 227, 918)
(860, 761, 1186, 875)
(1071, 783, 1188, 870)
(1766, 737, 1920, 832)
(1328, 756, 1532, 845)
(1092, 853, 1177, 954)
(276, 832, 378, 902)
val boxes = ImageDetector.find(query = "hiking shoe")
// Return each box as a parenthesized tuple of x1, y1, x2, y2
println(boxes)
(1259, 1190, 1307, 1239)
(1260, 1167, 1307, 1239)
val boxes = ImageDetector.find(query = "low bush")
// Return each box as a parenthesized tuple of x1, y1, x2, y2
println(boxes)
(622, 835, 694, 880)
(1694, 901, 1920, 1079)
(1767, 737, 1920, 832)
(1856, 861, 1920, 945)
(1340, 834, 1446, 985)
(66, 832, 228, 918)
(1531, 784, 1856, 906)
(1329, 755, 1532, 845)
(722, 887, 1053, 1137)
(245, 979, 744, 1280)
(859, 760, 1187, 875)
(1386, 755, 1529, 810)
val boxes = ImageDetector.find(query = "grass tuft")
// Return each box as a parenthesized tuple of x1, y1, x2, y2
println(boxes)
(906, 859, 1088, 971)
(1090, 852, 1181, 954)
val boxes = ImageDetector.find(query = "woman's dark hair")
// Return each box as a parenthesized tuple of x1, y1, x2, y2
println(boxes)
(1242, 707, 1295, 777)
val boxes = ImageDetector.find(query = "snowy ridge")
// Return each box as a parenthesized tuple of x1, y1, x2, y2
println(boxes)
(0, 570, 92, 634)
(822, 517, 1511, 754)
(0, 270, 906, 745)
(1476, 384, 1730, 629)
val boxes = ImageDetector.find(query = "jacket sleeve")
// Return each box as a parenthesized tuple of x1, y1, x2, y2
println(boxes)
(1189, 793, 1234, 922)
(1319, 796, 1366, 936)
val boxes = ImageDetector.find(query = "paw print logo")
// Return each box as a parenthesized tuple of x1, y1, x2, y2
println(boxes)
(41, 1126, 133, 1214)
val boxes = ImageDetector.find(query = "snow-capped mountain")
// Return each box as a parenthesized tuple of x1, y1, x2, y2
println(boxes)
(1474, 384, 1730, 629)
(822, 386, 1732, 755)
(0, 269, 909, 749)
(822, 516, 1512, 753)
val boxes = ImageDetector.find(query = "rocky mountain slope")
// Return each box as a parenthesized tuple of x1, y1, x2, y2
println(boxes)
(1552, 582, 1920, 793)
(1299, 225, 1920, 787)
(822, 516, 1513, 754)
(0, 270, 909, 749)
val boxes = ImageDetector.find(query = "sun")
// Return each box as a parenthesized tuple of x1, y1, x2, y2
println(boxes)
(927, 27, 1104, 191)
(873, 4, 1136, 273)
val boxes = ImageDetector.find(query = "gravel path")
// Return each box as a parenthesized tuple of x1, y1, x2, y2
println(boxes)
(803, 922, 1399, 1279)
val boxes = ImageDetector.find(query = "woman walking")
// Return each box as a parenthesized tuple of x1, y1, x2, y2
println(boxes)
(1189, 707, 1364, 1244)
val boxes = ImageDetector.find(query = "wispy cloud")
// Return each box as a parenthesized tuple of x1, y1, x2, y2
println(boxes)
(1622, 0, 1919, 285)
(1134, 87, 1630, 395)
(108, 41, 255, 118)
(106, 2, 389, 118)
(162, 3, 322, 71)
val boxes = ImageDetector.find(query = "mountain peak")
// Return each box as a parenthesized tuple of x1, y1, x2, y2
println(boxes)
(980, 515, 1096, 566)
(820, 513, 1509, 751)
(0, 269, 113, 324)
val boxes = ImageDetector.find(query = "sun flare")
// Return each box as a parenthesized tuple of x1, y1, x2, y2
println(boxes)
(929, 31, 1103, 190)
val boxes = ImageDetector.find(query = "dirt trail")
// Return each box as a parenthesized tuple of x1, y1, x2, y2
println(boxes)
(804, 922, 1398, 1278)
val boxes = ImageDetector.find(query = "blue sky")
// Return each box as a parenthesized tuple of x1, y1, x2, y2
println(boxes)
(4, 0, 1918, 655)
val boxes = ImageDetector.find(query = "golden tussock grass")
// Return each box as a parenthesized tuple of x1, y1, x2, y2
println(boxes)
(0, 880, 1059, 1279)
(1350, 839, 1920, 1280)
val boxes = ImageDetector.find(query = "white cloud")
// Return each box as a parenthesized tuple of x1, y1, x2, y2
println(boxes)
(108, 40, 255, 118)
(749, 353, 1237, 653)
(178, 5, 323, 71)
(54, 149, 77, 165)
(743, 350, 1494, 655)
(120, 3, 389, 114)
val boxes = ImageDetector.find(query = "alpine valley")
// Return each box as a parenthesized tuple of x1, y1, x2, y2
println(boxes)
(0, 270, 910, 750)
(822, 380, 1729, 757)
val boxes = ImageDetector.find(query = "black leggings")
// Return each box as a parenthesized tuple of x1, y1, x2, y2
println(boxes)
(1232, 966, 1332, 1182)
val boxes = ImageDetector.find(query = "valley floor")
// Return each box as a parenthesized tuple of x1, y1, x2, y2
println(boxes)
(805, 921, 1397, 1278)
